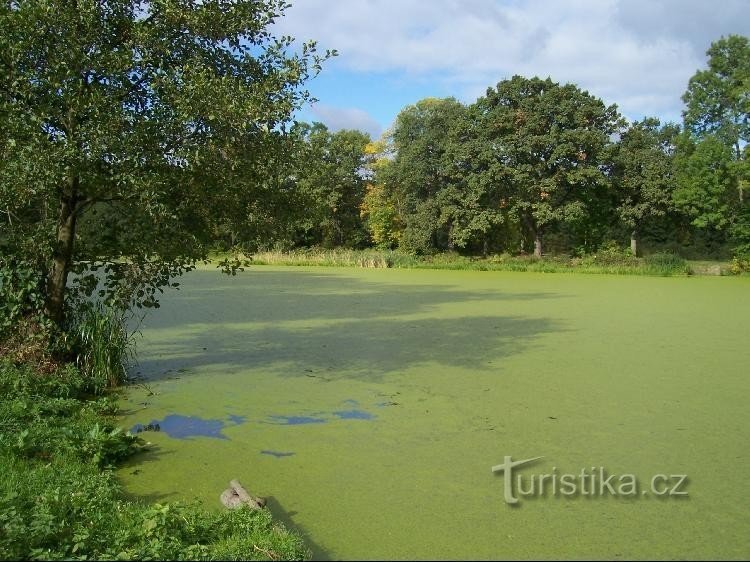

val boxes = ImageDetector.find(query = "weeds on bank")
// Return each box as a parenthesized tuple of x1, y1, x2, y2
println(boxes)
(0, 361, 309, 561)
(244, 246, 693, 276)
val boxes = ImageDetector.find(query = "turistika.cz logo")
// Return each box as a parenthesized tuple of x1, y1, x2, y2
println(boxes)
(491, 456, 688, 505)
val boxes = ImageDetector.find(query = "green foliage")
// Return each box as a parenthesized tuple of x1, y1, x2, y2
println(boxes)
(251, 248, 397, 268)
(248, 249, 691, 276)
(730, 243, 750, 274)
(65, 303, 134, 391)
(294, 123, 372, 248)
(384, 97, 501, 254)
(674, 134, 737, 230)
(679, 34, 749, 255)
(0, 455, 307, 560)
(287, 37, 749, 261)
(0, 0, 333, 326)
(466, 76, 623, 255)
(682, 35, 750, 152)
(0, 362, 141, 467)
(613, 118, 680, 252)
(0, 258, 47, 336)
(642, 252, 690, 275)
(360, 181, 402, 249)
(580, 241, 639, 267)
(0, 361, 309, 561)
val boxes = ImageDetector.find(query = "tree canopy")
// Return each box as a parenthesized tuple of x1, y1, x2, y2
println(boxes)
(613, 118, 679, 255)
(677, 34, 749, 250)
(469, 76, 622, 256)
(0, 0, 332, 326)
(293, 123, 372, 248)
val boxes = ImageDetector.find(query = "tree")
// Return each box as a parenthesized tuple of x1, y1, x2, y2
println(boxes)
(613, 118, 679, 256)
(196, 126, 307, 253)
(674, 134, 737, 232)
(678, 34, 749, 250)
(0, 0, 332, 327)
(386, 97, 495, 254)
(469, 76, 622, 257)
(294, 123, 371, 248)
(360, 139, 403, 249)
(683, 35, 749, 172)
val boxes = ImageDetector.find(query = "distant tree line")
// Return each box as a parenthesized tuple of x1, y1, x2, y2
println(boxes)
(242, 35, 748, 260)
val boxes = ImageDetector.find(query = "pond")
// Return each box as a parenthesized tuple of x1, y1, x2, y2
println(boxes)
(117, 266, 750, 559)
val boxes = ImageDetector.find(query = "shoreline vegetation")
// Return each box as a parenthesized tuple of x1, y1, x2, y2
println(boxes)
(0, 352, 308, 560)
(210, 248, 744, 277)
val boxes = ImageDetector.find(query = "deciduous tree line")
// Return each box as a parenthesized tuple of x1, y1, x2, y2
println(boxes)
(284, 35, 749, 261)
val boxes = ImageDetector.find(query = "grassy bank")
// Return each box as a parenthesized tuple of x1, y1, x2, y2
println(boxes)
(0, 360, 308, 560)
(235, 248, 712, 276)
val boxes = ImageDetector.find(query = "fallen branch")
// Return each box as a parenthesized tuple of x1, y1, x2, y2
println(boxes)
(220, 479, 266, 509)
(253, 544, 278, 560)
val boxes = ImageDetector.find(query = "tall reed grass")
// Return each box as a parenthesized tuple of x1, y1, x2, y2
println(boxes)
(245, 248, 693, 276)
(69, 303, 134, 391)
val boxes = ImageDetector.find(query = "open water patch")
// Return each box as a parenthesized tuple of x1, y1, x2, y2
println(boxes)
(333, 409, 375, 420)
(132, 414, 238, 440)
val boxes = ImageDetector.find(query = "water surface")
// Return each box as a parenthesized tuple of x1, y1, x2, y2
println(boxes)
(118, 266, 750, 559)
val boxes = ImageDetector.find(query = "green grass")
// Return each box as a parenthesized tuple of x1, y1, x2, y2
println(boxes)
(118, 267, 750, 559)
(0, 361, 309, 561)
(238, 248, 700, 276)
(68, 302, 135, 390)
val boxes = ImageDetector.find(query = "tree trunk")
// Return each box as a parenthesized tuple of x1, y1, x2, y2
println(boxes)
(533, 230, 543, 258)
(630, 230, 638, 257)
(46, 182, 79, 327)
(736, 142, 744, 204)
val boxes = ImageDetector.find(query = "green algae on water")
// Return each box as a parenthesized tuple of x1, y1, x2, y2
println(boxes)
(118, 266, 750, 560)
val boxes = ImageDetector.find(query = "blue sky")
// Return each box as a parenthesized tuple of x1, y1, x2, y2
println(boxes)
(273, 0, 750, 139)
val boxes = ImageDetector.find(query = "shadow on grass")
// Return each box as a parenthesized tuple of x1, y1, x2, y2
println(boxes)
(131, 269, 564, 383)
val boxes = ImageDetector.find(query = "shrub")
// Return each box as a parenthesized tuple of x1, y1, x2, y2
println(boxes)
(729, 244, 750, 274)
(0, 259, 46, 336)
(642, 252, 691, 275)
(585, 241, 639, 267)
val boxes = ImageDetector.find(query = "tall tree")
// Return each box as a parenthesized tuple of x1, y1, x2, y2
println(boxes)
(294, 123, 371, 248)
(678, 34, 749, 249)
(674, 134, 737, 232)
(614, 118, 679, 256)
(683, 35, 749, 171)
(0, 0, 331, 326)
(360, 139, 403, 249)
(386, 97, 476, 254)
(470, 76, 622, 256)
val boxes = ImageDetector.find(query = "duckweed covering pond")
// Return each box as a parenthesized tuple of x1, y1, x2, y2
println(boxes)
(118, 266, 750, 559)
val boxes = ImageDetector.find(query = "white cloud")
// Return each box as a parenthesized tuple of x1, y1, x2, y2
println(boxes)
(310, 103, 382, 138)
(275, 0, 750, 121)
(615, 0, 750, 56)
